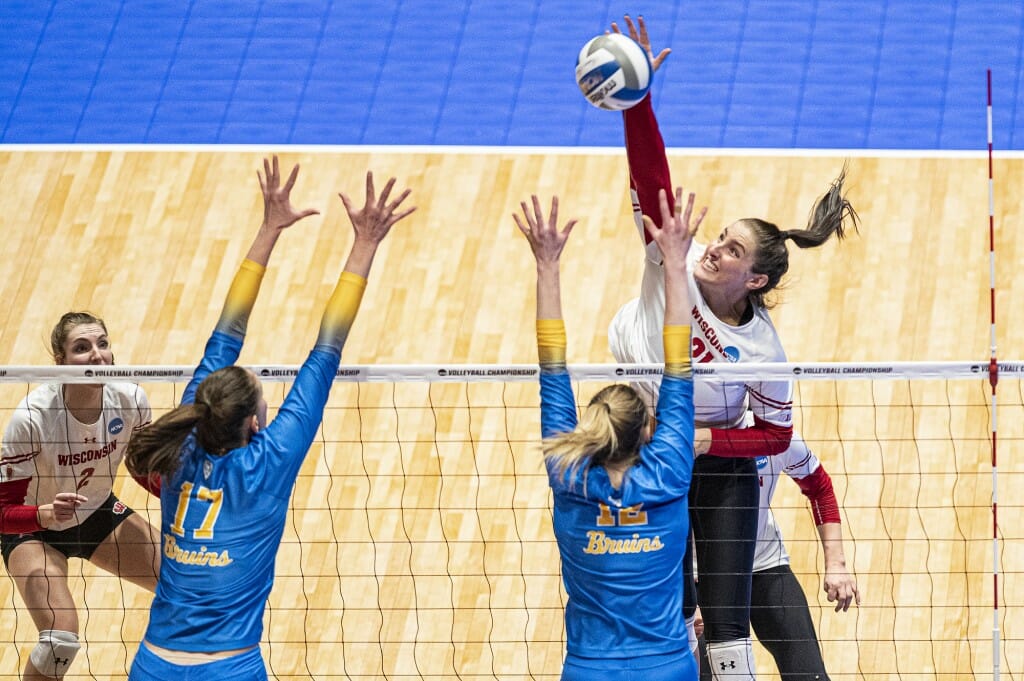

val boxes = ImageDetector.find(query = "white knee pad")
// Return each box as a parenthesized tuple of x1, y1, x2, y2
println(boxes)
(707, 638, 756, 681)
(29, 630, 80, 679)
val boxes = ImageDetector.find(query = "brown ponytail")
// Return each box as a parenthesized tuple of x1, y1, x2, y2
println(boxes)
(126, 365, 260, 478)
(743, 165, 859, 308)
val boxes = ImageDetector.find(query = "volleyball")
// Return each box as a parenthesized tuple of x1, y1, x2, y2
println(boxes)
(575, 33, 652, 111)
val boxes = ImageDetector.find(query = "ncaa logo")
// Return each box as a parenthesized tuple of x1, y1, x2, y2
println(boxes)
(756, 456, 769, 469)
(723, 346, 740, 362)
(108, 417, 124, 435)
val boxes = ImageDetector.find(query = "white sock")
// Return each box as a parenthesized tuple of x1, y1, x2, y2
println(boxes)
(707, 638, 756, 681)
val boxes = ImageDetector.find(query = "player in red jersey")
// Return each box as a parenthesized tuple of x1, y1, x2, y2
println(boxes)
(606, 15, 859, 680)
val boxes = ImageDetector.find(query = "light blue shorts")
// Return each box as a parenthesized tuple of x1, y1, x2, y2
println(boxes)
(561, 649, 697, 681)
(129, 643, 267, 681)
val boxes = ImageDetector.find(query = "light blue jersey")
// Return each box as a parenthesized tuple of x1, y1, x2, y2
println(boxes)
(541, 370, 695, 661)
(143, 331, 340, 652)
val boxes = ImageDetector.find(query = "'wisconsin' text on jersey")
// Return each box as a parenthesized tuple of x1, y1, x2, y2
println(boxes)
(691, 304, 729, 356)
(57, 439, 118, 466)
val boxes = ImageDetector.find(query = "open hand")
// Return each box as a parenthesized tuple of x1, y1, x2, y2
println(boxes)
(644, 187, 706, 264)
(339, 171, 416, 246)
(258, 155, 319, 232)
(611, 14, 670, 72)
(514, 195, 577, 266)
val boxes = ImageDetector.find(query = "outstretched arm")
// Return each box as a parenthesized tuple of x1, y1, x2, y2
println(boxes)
(515, 195, 576, 327)
(314, 172, 415, 355)
(645, 187, 698, 333)
(216, 156, 320, 339)
(614, 15, 676, 256)
(183, 156, 319, 406)
(515, 196, 577, 371)
(516, 196, 578, 440)
(260, 172, 414, 493)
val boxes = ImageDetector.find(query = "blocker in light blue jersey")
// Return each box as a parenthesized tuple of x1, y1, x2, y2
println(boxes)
(541, 368, 695, 664)
(143, 331, 340, 652)
(127, 160, 414, 681)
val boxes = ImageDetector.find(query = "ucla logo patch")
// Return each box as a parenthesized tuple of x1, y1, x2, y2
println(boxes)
(108, 417, 124, 435)
(203, 459, 213, 479)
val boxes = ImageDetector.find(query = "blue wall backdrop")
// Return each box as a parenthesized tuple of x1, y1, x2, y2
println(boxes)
(1, 0, 1021, 149)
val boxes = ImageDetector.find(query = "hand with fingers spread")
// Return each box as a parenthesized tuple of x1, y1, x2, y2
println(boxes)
(515, 195, 578, 322)
(611, 14, 670, 72)
(340, 171, 416, 248)
(514, 195, 577, 267)
(258, 155, 320, 233)
(644, 187, 707, 265)
(644, 187, 703, 328)
(247, 155, 320, 266)
(338, 171, 416, 279)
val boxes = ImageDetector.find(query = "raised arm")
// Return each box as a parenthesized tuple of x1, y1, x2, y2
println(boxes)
(182, 156, 320, 406)
(644, 187, 697, 342)
(314, 172, 415, 355)
(216, 156, 320, 339)
(613, 15, 676, 259)
(515, 195, 578, 439)
(241, 172, 414, 493)
(640, 187, 697, 473)
(515, 195, 576, 328)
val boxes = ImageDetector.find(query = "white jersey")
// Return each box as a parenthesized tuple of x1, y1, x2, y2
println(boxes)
(753, 434, 821, 571)
(608, 240, 793, 430)
(0, 383, 151, 531)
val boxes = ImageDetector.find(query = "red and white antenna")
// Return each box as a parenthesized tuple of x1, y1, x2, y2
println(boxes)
(986, 68, 1001, 681)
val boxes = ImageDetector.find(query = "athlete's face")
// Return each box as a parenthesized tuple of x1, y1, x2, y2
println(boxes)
(59, 323, 113, 366)
(693, 221, 769, 295)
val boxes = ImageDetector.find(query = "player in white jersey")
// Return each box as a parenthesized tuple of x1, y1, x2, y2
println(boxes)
(698, 430, 860, 681)
(0, 312, 159, 680)
(606, 15, 859, 680)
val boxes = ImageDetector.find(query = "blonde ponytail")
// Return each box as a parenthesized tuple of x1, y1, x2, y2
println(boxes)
(544, 384, 647, 489)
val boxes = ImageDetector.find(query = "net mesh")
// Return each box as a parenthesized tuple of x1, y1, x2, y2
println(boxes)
(0, 363, 1020, 680)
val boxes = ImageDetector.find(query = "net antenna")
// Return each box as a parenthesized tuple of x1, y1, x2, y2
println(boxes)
(986, 68, 1001, 681)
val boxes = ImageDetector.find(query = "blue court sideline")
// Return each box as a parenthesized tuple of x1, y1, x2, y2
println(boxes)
(0, 0, 1021, 149)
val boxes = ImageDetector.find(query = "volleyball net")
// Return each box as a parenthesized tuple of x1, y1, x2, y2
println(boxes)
(0, 361, 1020, 681)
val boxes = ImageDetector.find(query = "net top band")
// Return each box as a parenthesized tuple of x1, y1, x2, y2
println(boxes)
(0, 361, 1018, 384)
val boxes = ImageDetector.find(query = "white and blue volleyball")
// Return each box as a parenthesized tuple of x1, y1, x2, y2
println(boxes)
(575, 33, 652, 111)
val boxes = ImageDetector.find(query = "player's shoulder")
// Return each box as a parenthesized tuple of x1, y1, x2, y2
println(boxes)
(19, 384, 62, 411)
(104, 382, 150, 407)
(3, 385, 60, 436)
(743, 309, 787, 361)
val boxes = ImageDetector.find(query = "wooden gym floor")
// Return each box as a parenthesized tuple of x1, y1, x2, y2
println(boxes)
(0, 149, 1020, 679)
